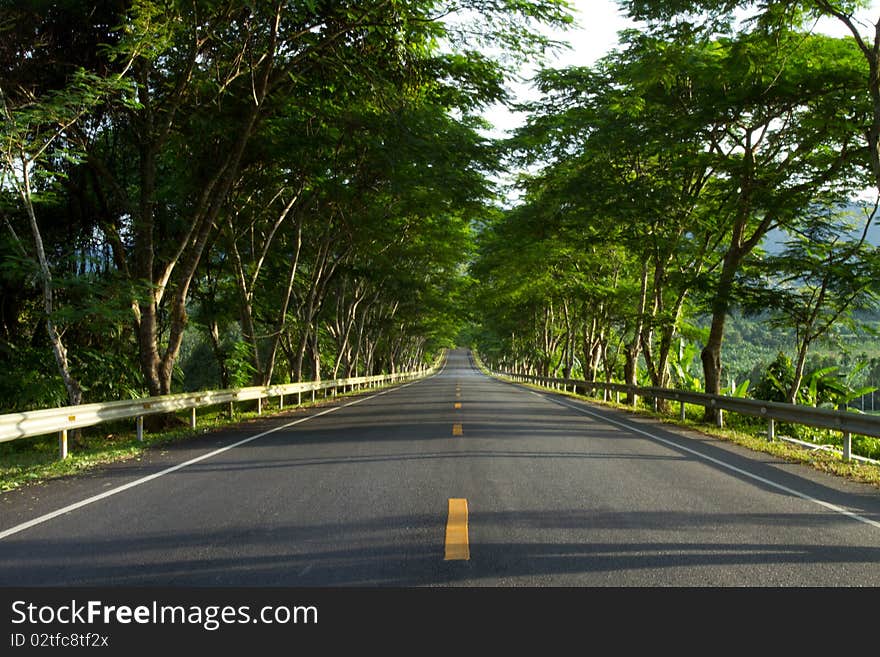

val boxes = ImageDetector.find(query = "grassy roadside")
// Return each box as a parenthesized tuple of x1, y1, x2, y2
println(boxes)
(0, 386, 381, 494)
(495, 377, 880, 489)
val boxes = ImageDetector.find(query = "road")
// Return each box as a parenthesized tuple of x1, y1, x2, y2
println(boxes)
(1, 348, 879, 586)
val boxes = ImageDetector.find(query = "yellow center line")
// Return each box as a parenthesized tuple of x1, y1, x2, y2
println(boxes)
(452, 423, 462, 436)
(444, 498, 469, 560)
(454, 402, 461, 409)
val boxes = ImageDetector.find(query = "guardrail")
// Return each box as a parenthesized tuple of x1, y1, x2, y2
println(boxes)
(488, 368, 880, 463)
(1, 360, 442, 460)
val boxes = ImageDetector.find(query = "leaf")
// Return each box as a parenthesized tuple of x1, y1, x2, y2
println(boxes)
(733, 378, 750, 398)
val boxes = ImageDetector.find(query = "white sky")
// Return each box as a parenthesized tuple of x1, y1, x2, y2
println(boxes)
(548, 0, 635, 68)
(482, 0, 634, 137)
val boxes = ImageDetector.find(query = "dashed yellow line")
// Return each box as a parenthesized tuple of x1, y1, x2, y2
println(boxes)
(454, 402, 462, 409)
(452, 423, 462, 436)
(444, 498, 470, 560)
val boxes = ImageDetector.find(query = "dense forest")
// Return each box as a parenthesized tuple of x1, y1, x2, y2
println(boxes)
(3, 0, 880, 419)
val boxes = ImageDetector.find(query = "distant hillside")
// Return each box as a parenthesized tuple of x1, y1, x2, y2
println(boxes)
(761, 201, 880, 254)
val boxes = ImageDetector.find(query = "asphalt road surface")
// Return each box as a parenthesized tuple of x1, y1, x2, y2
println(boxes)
(2, 348, 879, 586)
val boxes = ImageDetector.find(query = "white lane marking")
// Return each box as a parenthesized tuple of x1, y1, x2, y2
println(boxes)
(0, 378, 424, 541)
(528, 388, 880, 531)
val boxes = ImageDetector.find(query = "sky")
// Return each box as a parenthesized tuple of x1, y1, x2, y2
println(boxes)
(546, 0, 635, 68)
(481, 0, 635, 137)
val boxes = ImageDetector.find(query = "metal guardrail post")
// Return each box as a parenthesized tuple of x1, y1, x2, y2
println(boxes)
(768, 418, 775, 442)
(190, 407, 197, 429)
(59, 429, 68, 460)
(680, 401, 686, 421)
(136, 416, 144, 442)
(843, 432, 852, 462)
(256, 397, 262, 415)
(279, 393, 284, 410)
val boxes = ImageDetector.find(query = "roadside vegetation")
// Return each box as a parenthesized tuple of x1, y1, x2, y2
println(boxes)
(1, 1, 572, 414)
(469, 1, 880, 460)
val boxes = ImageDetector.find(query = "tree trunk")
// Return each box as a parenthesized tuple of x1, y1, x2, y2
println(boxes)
(700, 254, 737, 420)
(788, 336, 812, 405)
(625, 263, 650, 403)
(262, 225, 302, 385)
(208, 319, 230, 389)
(309, 330, 321, 382)
(227, 224, 263, 383)
(294, 326, 309, 383)
(20, 163, 83, 407)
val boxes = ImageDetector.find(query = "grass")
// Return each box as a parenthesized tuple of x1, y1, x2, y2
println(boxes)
(0, 386, 379, 494)
(507, 379, 880, 489)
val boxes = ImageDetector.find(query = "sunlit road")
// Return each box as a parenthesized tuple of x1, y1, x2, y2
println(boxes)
(1, 349, 879, 586)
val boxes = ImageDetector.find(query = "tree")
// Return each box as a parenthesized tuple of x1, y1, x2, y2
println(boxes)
(622, 1, 880, 194)
(0, 28, 139, 406)
(593, 27, 869, 415)
(479, 17, 872, 425)
(742, 201, 880, 402)
(494, 41, 731, 393)
(0, 0, 576, 410)
(91, 0, 572, 395)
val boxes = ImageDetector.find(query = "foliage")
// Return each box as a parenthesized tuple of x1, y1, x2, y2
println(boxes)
(752, 350, 878, 409)
(670, 342, 704, 391)
(753, 352, 796, 403)
(0, 0, 576, 412)
(471, 5, 878, 418)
